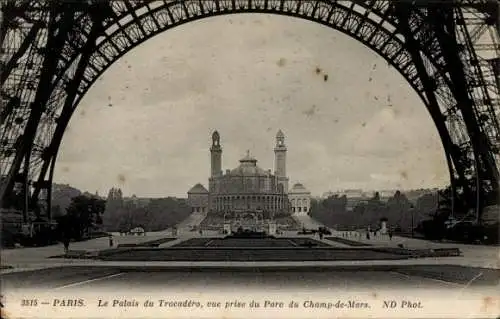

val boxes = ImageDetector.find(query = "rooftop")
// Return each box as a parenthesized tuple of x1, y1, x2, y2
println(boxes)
(229, 150, 269, 176)
(187, 183, 209, 194)
(290, 183, 310, 194)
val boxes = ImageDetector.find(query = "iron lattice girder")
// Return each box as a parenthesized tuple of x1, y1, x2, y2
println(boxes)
(399, 2, 499, 212)
(390, 3, 474, 209)
(1, 2, 78, 200)
(0, 0, 115, 213)
(0, 0, 499, 217)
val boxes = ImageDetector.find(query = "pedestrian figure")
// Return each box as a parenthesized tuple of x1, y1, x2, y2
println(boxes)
(389, 231, 393, 240)
(319, 232, 323, 240)
(108, 235, 114, 247)
(366, 232, 370, 240)
(63, 236, 70, 254)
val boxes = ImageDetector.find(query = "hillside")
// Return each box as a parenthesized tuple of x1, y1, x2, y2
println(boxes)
(51, 183, 82, 216)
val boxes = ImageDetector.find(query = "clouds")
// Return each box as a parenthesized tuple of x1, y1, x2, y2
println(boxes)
(54, 14, 449, 197)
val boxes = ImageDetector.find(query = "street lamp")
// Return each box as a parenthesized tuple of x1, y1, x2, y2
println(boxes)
(410, 205, 415, 238)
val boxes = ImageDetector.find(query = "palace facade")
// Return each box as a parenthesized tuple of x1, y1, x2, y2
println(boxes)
(289, 183, 312, 215)
(187, 130, 310, 216)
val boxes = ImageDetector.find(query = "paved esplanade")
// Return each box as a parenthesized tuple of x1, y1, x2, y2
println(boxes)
(1, 211, 499, 274)
(1, 233, 499, 274)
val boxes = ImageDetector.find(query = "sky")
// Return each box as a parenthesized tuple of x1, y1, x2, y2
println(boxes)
(54, 14, 449, 198)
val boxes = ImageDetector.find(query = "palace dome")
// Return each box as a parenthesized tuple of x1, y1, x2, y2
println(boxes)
(289, 183, 310, 194)
(229, 152, 269, 176)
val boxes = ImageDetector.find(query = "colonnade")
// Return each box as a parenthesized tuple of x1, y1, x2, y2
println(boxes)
(212, 194, 286, 212)
(290, 197, 310, 213)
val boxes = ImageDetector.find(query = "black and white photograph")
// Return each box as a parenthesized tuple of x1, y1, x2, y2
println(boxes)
(1, 1, 499, 318)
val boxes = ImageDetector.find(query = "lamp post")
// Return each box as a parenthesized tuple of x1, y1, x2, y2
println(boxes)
(410, 205, 415, 238)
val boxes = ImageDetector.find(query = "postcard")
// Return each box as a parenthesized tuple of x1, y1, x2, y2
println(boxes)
(1, 1, 499, 318)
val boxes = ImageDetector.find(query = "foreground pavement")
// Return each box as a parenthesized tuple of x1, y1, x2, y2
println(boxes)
(2, 264, 499, 291)
(3, 265, 498, 319)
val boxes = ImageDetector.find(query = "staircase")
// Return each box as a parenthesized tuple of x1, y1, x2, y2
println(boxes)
(176, 211, 208, 230)
(292, 214, 326, 229)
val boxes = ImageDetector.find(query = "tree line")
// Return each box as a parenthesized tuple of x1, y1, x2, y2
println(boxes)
(309, 190, 438, 232)
(102, 187, 192, 232)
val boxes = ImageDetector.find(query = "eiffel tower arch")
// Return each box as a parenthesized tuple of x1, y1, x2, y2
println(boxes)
(1, 0, 499, 223)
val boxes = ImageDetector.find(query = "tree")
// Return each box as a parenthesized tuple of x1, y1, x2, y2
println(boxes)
(100, 193, 192, 232)
(52, 205, 63, 217)
(51, 183, 82, 212)
(63, 195, 105, 240)
(1, 183, 24, 210)
(103, 187, 124, 230)
(309, 195, 351, 228)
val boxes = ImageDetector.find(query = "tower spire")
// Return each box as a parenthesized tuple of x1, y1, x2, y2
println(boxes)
(274, 129, 288, 193)
(210, 130, 222, 177)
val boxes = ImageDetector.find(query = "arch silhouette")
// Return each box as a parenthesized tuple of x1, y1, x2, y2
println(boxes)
(44, 1, 473, 204)
(2, 0, 497, 218)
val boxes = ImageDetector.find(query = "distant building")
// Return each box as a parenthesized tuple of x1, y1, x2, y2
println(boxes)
(322, 191, 335, 199)
(120, 194, 151, 207)
(187, 184, 209, 213)
(330, 189, 369, 212)
(337, 189, 368, 198)
(289, 183, 311, 215)
(187, 130, 309, 215)
(208, 130, 288, 214)
(377, 190, 396, 198)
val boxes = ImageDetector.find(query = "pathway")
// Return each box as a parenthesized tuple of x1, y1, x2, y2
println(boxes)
(2, 228, 498, 274)
(327, 231, 499, 269)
